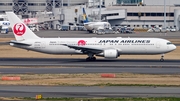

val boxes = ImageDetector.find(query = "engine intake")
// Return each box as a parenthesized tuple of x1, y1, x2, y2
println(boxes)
(104, 49, 119, 58)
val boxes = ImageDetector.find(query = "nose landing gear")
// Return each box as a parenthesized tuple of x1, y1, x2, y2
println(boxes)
(160, 54, 164, 62)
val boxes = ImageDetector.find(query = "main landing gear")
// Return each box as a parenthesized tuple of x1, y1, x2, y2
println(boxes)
(160, 54, 164, 62)
(86, 53, 96, 61)
(86, 57, 96, 61)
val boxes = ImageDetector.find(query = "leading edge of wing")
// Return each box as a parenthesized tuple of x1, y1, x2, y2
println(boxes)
(62, 44, 103, 54)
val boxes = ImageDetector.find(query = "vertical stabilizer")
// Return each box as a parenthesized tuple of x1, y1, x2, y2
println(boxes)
(6, 12, 39, 41)
(82, 8, 89, 23)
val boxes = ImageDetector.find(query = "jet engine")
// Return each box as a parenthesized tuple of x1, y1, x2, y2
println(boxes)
(104, 49, 119, 58)
(96, 49, 119, 58)
(97, 49, 119, 58)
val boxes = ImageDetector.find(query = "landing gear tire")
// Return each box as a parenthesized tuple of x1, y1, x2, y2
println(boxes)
(86, 57, 90, 61)
(92, 57, 96, 61)
(160, 58, 164, 62)
(86, 57, 96, 61)
(160, 54, 164, 62)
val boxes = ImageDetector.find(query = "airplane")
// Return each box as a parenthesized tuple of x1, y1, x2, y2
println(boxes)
(6, 12, 176, 61)
(0, 21, 10, 26)
(0, 21, 10, 28)
(82, 8, 112, 34)
(0, 21, 10, 33)
(0, 16, 38, 32)
(0, 16, 37, 26)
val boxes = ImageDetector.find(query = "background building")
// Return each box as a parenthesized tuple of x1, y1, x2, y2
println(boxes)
(144, 0, 180, 6)
(112, 0, 180, 30)
(117, 0, 142, 4)
(0, 0, 89, 15)
(0, 0, 180, 30)
(0, 0, 89, 29)
(88, 0, 117, 7)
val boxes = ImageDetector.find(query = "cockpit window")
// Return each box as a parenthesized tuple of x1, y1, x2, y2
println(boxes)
(167, 42, 172, 45)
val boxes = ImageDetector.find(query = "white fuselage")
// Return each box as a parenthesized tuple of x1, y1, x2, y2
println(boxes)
(11, 38, 176, 56)
(84, 22, 111, 31)
(0, 21, 10, 29)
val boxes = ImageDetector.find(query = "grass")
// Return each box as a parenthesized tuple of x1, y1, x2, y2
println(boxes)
(1, 97, 180, 101)
(1, 73, 180, 86)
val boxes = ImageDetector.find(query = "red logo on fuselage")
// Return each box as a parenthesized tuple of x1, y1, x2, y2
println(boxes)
(78, 40, 86, 46)
(13, 23, 26, 36)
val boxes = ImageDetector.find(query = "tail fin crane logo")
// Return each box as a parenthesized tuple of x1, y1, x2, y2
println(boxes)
(13, 23, 26, 36)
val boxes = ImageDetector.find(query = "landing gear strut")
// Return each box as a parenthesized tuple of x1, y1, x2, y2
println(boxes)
(86, 53, 96, 61)
(160, 54, 164, 62)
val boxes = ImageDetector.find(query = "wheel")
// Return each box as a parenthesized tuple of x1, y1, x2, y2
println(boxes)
(88, 30, 93, 33)
(160, 58, 164, 62)
(86, 57, 91, 61)
(92, 57, 96, 61)
(86, 57, 96, 61)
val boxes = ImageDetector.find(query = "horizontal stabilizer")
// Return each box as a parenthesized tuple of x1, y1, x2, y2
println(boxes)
(9, 40, 31, 46)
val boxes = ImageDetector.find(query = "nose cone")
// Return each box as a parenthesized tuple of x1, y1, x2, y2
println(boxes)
(173, 45, 176, 50)
(171, 44, 177, 51)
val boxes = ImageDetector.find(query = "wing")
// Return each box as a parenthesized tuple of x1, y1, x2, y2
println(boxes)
(63, 44, 103, 54)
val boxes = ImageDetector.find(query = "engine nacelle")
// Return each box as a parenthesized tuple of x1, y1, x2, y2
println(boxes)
(104, 49, 119, 58)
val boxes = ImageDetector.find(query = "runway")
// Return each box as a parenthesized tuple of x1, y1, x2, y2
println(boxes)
(1, 66, 180, 74)
(0, 85, 180, 98)
(0, 58, 180, 66)
(0, 58, 180, 74)
(0, 58, 180, 67)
